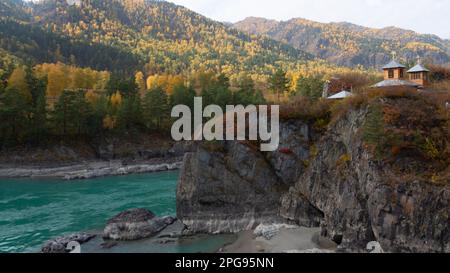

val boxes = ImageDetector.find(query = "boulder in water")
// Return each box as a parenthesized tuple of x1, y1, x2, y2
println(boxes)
(41, 233, 96, 253)
(103, 208, 176, 241)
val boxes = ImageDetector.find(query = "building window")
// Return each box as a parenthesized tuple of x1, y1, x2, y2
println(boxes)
(388, 69, 394, 79)
(399, 69, 404, 78)
(411, 73, 421, 80)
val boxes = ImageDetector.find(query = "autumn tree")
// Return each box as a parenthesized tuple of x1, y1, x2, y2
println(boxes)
(135, 71, 146, 94)
(7, 66, 32, 102)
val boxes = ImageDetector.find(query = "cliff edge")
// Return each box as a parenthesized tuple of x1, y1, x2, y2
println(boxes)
(177, 93, 449, 252)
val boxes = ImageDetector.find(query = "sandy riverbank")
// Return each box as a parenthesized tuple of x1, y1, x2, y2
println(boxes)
(221, 227, 337, 253)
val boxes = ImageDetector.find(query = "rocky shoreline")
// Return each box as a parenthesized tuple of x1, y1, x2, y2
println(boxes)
(41, 209, 334, 254)
(0, 136, 194, 180)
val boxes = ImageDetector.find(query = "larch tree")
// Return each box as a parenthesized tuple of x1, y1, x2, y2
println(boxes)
(135, 71, 146, 94)
(7, 66, 32, 102)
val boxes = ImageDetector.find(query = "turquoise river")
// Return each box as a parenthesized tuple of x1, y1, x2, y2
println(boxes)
(0, 171, 234, 253)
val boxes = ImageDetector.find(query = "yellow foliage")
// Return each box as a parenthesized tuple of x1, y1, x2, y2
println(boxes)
(7, 66, 32, 102)
(146, 74, 185, 94)
(85, 90, 98, 104)
(34, 63, 110, 100)
(103, 115, 116, 130)
(337, 154, 352, 166)
(110, 91, 122, 107)
(135, 71, 146, 93)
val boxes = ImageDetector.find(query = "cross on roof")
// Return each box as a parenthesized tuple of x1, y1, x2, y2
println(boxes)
(391, 51, 398, 61)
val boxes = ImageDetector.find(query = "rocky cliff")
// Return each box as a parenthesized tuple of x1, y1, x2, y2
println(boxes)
(281, 107, 450, 252)
(177, 121, 323, 234)
(176, 99, 450, 252)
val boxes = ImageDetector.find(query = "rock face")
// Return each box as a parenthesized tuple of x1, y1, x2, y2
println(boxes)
(177, 142, 285, 234)
(103, 209, 176, 241)
(41, 233, 96, 253)
(177, 105, 450, 252)
(280, 108, 450, 252)
(177, 124, 323, 234)
(266, 120, 313, 186)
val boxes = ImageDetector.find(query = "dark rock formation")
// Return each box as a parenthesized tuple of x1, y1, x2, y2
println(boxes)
(281, 108, 450, 252)
(266, 120, 312, 186)
(177, 142, 286, 234)
(41, 233, 96, 253)
(177, 125, 323, 234)
(177, 105, 450, 252)
(103, 209, 176, 241)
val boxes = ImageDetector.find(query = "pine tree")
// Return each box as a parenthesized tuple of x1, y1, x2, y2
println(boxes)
(142, 86, 168, 131)
(295, 75, 324, 100)
(269, 69, 289, 102)
(0, 87, 30, 146)
(25, 66, 48, 145)
(363, 104, 385, 158)
(170, 84, 195, 108)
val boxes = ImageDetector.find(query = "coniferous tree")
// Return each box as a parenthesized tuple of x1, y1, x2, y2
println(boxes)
(142, 86, 169, 131)
(295, 75, 324, 100)
(117, 94, 143, 132)
(0, 87, 30, 146)
(25, 66, 48, 144)
(363, 103, 385, 158)
(52, 90, 93, 137)
(269, 69, 289, 101)
(170, 84, 196, 109)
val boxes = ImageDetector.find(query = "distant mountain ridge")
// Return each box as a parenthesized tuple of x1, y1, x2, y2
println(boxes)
(0, 0, 312, 75)
(234, 17, 450, 68)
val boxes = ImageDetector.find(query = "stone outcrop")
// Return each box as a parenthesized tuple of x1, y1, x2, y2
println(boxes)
(41, 233, 96, 253)
(103, 209, 176, 241)
(177, 142, 286, 234)
(280, 108, 450, 252)
(177, 123, 323, 234)
(266, 120, 313, 186)
(177, 105, 450, 252)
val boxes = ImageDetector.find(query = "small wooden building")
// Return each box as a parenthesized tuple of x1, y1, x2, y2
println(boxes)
(373, 54, 421, 89)
(382, 59, 406, 80)
(407, 60, 430, 87)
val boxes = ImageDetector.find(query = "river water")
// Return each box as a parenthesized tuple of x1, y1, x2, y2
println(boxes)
(0, 171, 234, 253)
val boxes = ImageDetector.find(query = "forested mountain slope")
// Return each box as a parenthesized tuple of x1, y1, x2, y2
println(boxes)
(0, 0, 312, 75)
(234, 17, 450, 68)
